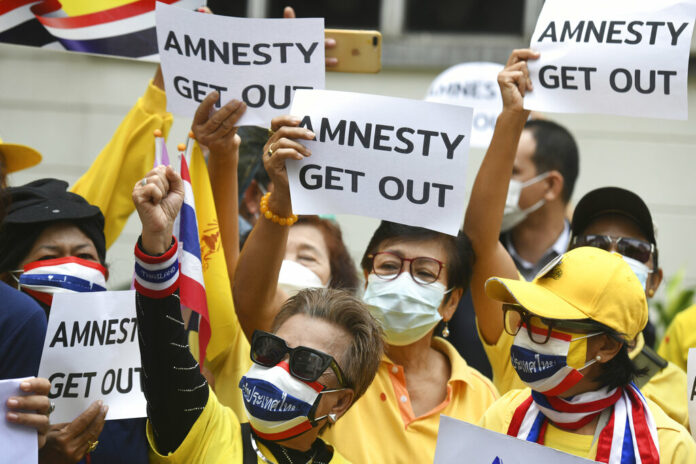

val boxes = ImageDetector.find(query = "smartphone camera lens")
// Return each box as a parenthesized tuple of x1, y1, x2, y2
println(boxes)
(372, 36, 379, 46)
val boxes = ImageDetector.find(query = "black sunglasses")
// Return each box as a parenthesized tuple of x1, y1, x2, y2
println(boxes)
(570, 234, 654, 265)
(250, 330, 347, 387)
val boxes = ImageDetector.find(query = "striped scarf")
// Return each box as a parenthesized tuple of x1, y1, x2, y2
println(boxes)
(507, 383, 660, 463)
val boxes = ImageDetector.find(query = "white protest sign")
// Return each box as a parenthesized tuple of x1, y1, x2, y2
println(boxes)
(287, 89, 473, 236)
(688, 348, 696, 441)
(0, 378, 37, 464)
(156, 2, 325, 126)
(525, 0, 696, 120)
(426, 62, 504, 149)
(38, 291, 145, 424)
(434, 416, 594, 464)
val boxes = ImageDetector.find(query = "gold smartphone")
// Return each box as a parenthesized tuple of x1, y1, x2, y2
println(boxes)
(325, 29, 382, 73)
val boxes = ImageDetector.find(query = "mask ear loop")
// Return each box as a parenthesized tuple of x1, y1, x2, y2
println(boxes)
(309, 387, 347, 426)
(9, 270, 23, 289)
(570, 332, 603, 371)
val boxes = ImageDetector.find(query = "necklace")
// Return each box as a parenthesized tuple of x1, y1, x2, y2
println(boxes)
(249, 434, 317, 464)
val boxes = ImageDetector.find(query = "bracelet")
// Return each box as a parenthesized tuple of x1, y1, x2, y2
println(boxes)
(260, 192, 298, 226)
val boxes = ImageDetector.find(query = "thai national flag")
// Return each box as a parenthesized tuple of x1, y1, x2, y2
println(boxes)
(0, 0, 197, 60)
(177, 153, 211, 368)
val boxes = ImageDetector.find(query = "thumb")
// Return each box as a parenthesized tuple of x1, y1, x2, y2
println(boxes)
(283, 6, 296, 18)
(165, 166, 185, 198)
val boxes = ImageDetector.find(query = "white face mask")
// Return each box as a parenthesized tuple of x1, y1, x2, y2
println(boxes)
(501, 172, 551, 232)
(362, 273, 450, 346)
(277, 260, 326, 297)
(622, 255, 650, 291)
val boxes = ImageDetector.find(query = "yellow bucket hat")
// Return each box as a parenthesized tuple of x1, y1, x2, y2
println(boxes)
(0, 137, 42, 173)
(485, 246, 648, 340)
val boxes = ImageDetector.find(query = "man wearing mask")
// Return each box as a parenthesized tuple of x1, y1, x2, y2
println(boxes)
(500, 118, 579, 281)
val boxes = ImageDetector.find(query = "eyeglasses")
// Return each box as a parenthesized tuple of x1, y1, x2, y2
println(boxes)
(502, 304, 601, 344)
(250, 330, 347, 387)
(368, 251, 445, 285)
(570, 234, 654, 264)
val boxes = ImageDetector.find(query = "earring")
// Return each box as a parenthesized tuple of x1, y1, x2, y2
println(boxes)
(595, 355, 602, 362)
(648, 289, 655, 297)
(442, 322, 450, 338)
(328, 413, 337, 424)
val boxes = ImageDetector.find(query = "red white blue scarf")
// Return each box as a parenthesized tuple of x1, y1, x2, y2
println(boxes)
(507, 383, 659, 463)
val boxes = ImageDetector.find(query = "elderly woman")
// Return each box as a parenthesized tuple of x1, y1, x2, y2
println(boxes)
(231, 116, 499, 464)
(131, 165, 383, 463)
(479, 247, 695, 462)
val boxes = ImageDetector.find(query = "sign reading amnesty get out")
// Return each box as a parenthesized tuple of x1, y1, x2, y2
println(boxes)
(156, 2, 324, 126)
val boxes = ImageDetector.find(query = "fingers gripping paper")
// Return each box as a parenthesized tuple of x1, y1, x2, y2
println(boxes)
(38, 291, 145, 423)
(524, 0, 696, 120)
(287, 89, 473, 236)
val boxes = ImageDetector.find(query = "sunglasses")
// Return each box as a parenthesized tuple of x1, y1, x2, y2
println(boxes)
(570, 234, 654, 264)
(502, 304, 602, 344)
(250, 330, 347, 387)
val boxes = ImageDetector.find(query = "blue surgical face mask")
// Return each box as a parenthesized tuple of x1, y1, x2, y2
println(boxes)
(622, 255, 649, 290)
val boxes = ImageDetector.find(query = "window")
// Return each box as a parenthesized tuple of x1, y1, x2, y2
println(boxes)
(207, 1, 247, 17)
(405, 0, 525, 35)
(268, 1, 380, 28)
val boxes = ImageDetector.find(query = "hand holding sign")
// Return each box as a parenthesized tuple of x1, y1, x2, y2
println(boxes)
(5, 378, 51, 449)
(263, 116, 316, 217)
(42, 401, 107, 464)
(191, 92, 246, 155)
(282, 6, 338, 68)
(499, 49, 539, 115)
(133, 166, 185, 255)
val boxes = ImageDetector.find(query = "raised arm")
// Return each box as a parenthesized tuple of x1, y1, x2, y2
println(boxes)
(192, 91, 246, 282)
(233, 116, 315, 340)
(464, 49, 538, 345)
(132, 166, 212, 453)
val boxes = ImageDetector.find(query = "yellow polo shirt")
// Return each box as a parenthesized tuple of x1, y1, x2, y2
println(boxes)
(479, 326, 690, 430)
(323, 337, 499, 464)
(479, 388, 696, 462)
(147, 388, 349, 464)
(658, 304, 696, 372)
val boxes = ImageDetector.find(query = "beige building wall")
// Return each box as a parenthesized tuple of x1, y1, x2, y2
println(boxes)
(2, 43, 696, 306)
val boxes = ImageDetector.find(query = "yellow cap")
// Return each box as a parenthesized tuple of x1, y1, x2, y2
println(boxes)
(485, 247, 648, 340)
(0, 137, 42, 173)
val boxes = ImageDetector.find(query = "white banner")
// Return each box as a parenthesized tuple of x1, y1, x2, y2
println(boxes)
(0, 378, 37, 464)
(426, 62, 504, 149)
(688, 348, 696, 442)
(287, 89, 473, 236)
(525, 0, 696, 120)
(434, 416, 594, 463)
(38, 291, 145, 424)
(156, 2, 325, 126)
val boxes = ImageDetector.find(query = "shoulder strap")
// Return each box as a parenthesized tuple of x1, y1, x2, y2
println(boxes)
(241, 423, 258, 464)
(633, 345, 668, 388)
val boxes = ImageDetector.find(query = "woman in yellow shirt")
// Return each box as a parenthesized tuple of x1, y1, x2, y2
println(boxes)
(479, 246, 695, 462)
(131, 165, 384, 463)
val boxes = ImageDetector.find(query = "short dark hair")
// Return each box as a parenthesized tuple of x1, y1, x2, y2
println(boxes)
(524, 119, 579, 203)
(272, 288, 384, 402)
(584, 320, 648, 390)
(360, 221, 474, 296)
(295, 216, 359, 294)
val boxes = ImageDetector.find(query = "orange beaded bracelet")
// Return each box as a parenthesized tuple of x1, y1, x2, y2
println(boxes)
(260, 192, 298, 226)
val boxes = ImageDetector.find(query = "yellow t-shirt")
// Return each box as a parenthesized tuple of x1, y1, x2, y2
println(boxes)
(479, 388, 696, 463)
(147, 388, 349, 464)
(323, 337, 499, 464)
(479, 326, 690, 429)
(658, 304, 696, 372)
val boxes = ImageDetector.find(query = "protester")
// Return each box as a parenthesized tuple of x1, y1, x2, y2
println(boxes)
(0, 140, 47, 379)
(465, 48, 690, 430)
(658, 304, 696, 372)
(567, 187, 690, 430)
(479, 247, 695, 462)
(229, 115, 498, 464)
(0, 179, 135, 463)
(131, 164, 382, 462)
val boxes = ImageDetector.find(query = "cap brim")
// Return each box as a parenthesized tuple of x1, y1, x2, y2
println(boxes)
(0, 144, 42, 173)
(571, 187, 654, 244)
(485, 277, 591, 321)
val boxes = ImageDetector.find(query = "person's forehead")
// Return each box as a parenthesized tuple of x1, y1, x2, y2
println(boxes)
(377, 237, 448, 263)
(32, 222, 94, 246)
(287, 225, 328, 255)
(514, 130, 537, 168)
(581, 214, 648, 242)
(274, 314, 350, 361)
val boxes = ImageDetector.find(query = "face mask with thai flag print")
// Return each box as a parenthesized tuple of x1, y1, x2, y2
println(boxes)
(239, 362, 338, 441)
(510, 324, 600, 396)
(17, 257, 107, 306)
